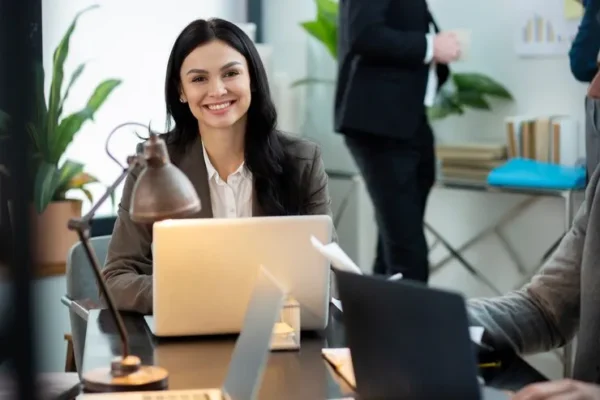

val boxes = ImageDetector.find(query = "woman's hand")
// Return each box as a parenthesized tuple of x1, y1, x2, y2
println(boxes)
(511, 379, 600, 399)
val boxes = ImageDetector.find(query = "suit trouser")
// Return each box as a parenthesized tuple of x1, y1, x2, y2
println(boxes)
(343, 115, 435, 282)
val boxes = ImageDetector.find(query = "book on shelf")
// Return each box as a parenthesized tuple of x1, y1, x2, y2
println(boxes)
(435, 142, 507, 182)
(435, 142, 507, 161)
(504, 115, 580, 166)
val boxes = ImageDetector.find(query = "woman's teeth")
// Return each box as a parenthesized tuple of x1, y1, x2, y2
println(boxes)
(207, 102, 231, 110)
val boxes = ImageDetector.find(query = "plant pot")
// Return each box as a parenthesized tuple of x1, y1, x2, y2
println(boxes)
(31, 199, 82, 266)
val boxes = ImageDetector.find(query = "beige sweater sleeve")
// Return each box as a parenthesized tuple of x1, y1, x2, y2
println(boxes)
(467, 167, 598, 355)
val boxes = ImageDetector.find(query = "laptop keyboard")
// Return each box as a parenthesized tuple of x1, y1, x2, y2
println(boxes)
(139, 392, 222, 400)
(81, 389, 227, 400)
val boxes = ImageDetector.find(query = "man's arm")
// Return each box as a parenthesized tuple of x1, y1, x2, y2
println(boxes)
(468, 166, 600, 355)
(346, 0, 428, 66)
(569, 0, 600, 82)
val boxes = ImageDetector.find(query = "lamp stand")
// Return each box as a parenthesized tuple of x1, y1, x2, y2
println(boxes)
(68, 157, 168, 393)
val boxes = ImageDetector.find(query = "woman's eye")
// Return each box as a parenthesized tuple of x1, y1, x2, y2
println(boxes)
(192, 76, 206, 83)
(224, 70, 240, 78)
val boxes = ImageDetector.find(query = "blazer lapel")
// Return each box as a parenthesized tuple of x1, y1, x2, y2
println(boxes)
(176, 136, 213, 218)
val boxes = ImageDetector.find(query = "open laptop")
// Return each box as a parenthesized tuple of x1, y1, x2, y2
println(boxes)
(335, 270, 510, 400)
(145, 215, 333, 337)
(81, 265, 286, 400)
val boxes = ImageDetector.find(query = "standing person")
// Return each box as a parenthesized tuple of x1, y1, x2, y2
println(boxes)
(569, 0, 600, 83)
(334, 0, 460, 282)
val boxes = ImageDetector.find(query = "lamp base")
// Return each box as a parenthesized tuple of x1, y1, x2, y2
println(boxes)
(82, 355, 168, 393)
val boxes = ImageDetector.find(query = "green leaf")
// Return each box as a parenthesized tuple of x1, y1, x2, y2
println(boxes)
(51, 78, 121, 163)
(455, 90, 491, 110)
(427, 105, 453, 120)
(55, 160, 84, 194)
(84, 79, 121, 111)
(301, 17, 337, 59)
(33, 162, 62, 213)
(66, 171, 98, 189)
(26, 122, 42, 157)
(428, 89, 464, 120)
(290, 77, 336, 87)
(79, 187, 94, 204)
(65, 171, 115, 209)
(58, 62, 86, 117)
(315, 0, 338, 25)
(452, 73, 513, 99)
(46, 4, 99, 156)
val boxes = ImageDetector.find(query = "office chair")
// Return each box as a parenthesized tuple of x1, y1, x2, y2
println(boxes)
(61, 235, 111, 376)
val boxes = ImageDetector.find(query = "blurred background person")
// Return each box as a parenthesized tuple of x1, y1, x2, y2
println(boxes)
(334, 0, 460, 282)
(569, 0, 599, 82)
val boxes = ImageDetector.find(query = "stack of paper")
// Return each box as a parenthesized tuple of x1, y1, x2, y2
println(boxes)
(322, 348, 356, 388)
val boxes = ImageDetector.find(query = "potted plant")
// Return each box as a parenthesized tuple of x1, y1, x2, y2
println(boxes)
(0, 4, 121, 267)
(294, 0, 514, 120)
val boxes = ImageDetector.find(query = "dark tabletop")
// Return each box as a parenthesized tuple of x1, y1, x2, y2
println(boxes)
(80, 305, 547, 399)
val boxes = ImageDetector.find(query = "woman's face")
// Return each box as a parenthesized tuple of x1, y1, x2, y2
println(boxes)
(179, 40, 251, 131)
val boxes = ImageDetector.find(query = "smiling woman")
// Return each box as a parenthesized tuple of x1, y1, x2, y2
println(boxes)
(101, 18, 336, 314)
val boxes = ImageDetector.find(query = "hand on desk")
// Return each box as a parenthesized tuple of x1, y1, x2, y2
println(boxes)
(511, 379, 600, 399)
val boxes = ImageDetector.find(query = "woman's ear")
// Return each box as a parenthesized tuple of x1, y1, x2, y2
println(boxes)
(178, 85, 187, 103)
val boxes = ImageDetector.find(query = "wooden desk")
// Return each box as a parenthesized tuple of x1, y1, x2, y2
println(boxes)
(0, 373, 81, 400)
(79, 305, 547, 399)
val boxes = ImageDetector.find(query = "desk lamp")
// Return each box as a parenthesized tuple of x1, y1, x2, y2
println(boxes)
(67, 122, 201, 392)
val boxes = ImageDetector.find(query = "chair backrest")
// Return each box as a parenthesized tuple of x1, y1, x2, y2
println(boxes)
(66, 235, 111, 302)
(66, 234, 111, 376)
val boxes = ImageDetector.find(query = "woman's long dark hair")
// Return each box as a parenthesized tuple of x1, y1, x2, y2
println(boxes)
(163, 18, 302, 216)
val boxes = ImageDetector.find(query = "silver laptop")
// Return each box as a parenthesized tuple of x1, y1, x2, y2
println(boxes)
(81, 266, 286, 400)
(146, 215, 333, 337)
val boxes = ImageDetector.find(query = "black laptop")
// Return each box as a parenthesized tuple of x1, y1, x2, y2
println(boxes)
(335, 270, 509, 400)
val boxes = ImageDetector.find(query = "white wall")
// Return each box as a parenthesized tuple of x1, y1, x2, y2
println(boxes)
(261, 0, 588, 296)
(37, 0, 247, 372)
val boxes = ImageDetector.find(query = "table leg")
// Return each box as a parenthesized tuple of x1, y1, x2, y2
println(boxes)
(429, 197, 538, 274)
(425, 223, 502, 295)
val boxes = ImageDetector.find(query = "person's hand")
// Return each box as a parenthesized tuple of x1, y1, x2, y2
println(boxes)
(433, 32, 461, 64)
(511, 379, 600, 399)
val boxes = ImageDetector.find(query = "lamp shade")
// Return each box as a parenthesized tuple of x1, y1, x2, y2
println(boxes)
(129, 134, 201, 223)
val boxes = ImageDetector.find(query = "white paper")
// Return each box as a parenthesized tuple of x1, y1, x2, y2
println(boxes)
(310, 236, 363, 275)
(331, 297, 344, 312)
(469, 326, 485, 344)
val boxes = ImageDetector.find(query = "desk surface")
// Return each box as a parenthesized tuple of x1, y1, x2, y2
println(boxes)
(80, 305, 547, 399)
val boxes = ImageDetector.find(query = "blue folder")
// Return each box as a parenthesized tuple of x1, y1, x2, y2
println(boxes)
(487, 158, 586, 190)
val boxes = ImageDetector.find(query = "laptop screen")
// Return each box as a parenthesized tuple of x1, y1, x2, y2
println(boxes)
(335, 271, 482, 400)
(222, 266, 286, 400)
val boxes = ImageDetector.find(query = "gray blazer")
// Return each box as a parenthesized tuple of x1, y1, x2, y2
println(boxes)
(102, 133, 335, 315)
(468, 157, 600, 382)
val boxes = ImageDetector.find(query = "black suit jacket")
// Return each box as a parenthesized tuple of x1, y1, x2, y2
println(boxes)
(334, 0, 450, 140)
